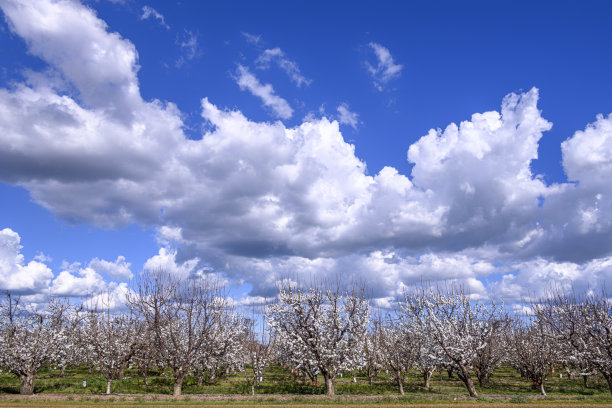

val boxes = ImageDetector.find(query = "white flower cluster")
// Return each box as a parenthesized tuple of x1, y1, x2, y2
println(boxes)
(1, 284, 610, 398)
(0, 295, 71, 394)
(399, 288, 506, 398)
(267, 282, 370, 396)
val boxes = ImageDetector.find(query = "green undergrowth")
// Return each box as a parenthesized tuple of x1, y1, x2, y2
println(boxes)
(0, 364, 610, 404)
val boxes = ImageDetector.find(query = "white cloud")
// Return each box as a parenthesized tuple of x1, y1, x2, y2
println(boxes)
(176, 30, 200, 67)
(0, 227, 132, 299)
(51, 264, 106, 297)
(234, 65, 293, 119)
(242, 32, 261, 45)
(156, 226, 185, 246)
(143, 247, 200, 279)
(88, 256, 132, 280)
(0, 0, 141, 122)
(524, 113, 612, 262)
(235, 250, 493, 300)
(82, 282, 132, 311)
(256, 47, 311, 87)
(228, 295, 268, 308)
(34, 252, 52, 263)
(0, 228, 53, 293)
(366, 42, 403, 91)
(140, 5, 169, 30)
(2, 0, 612, 303)
(336, 103, 359, 129)
(489, 256, 612, 302)
(562, 113, 612, 186)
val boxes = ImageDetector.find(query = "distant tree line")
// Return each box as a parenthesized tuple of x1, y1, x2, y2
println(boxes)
(0, 272, 610, 398)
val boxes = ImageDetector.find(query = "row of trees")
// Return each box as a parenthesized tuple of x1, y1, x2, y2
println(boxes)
(0, 273, 610, 398)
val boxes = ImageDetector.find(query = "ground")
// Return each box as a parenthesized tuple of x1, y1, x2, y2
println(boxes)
(0, 365, 609, 406)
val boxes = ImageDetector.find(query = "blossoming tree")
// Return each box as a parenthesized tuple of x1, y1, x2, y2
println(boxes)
(400, 286, 506, 398)
(0, 293, 69, 394)
(128, 270, 228, 396)
(267, 280, 370, 396)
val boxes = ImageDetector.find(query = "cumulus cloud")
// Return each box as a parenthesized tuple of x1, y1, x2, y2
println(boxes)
(523, 113, 612, 262)
(89, 256, 132, 280)
(82, 282, 132, 311)
(0, 227, 132, 299)
(51, 263, 106, 297)
(234, 65, 293, 119)
(256, 47, 311, 87)
(140, 5, 169, 29)
(156, 226, 185, 246)
(0, 228, 53, 293)
(232, 250, 493, 301)
(0, 0, 141, 122)
(489, 256, 612, 302)
(336, 103, 359, 129)
(366, 42, 403, 91)
(406, 89, 551, 252)
(143, 247, 200, 279)
(2, 0, 612, 303)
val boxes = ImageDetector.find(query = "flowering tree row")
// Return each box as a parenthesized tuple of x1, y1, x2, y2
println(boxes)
(0, 278, 610, 397)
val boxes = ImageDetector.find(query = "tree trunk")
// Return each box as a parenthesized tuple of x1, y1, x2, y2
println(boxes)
(60, 366, 66, 377)
(583, 374, 589, 388)
(397, 374, 405, 396)
(447, 367, 454, 379)
(539, 381, 547, 396)
(118, 362, 127, 380)
(19, 373, 35, 395)
(173, 374, 184, 396)
(457, 365, 478, 398)
(477, 371, 489, 388)
(106, 379, 112, 395)
(251, 383, 255, 396)
(369, 375, 373, 386)
(324, 373, 335, 396)
(602, 371, 612, 394)
(564, 365, 573, 380)
(423, 369, 432, 390)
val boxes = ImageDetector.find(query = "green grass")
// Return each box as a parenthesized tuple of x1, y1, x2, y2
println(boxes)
(0, 363, 610, 405)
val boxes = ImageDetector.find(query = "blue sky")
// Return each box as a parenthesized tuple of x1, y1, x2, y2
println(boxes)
(1, 0, 611, 307)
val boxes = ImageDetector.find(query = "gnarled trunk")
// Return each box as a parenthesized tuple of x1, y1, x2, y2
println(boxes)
(456, 364, 478, 398)
(396, 373, 405, 396)
(173, 373, 185, 396)
(602, 371, 612, 394)
(423, 368, 433, 390)
(477, 370, 490, 388)
(106, 379, 112, 395)
(539, 381, 547, 396)
(118, 359, 129, 380)
(324, 373, 335, 396)
(19, 373, 35, 395)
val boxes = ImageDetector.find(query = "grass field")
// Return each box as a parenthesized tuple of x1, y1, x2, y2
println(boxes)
(0, 364, 610, 406)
